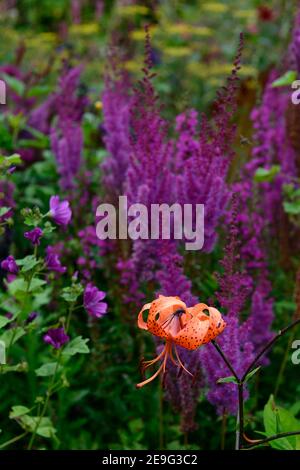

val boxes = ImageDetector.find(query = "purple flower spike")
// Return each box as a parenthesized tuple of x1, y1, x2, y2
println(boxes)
(1, 255, 19, 274)
(45, 246, 67, 274)
(84, 284, 107, 318)
(49, 196, 72, 226)
(43, 327, 69, 349)
(24, 227, 43, 245)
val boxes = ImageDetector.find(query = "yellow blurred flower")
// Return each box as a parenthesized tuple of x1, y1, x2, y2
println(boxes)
(201, 2, 229, 13)
(69, 23, 99, 35)
(233, 9, 256, 20)
(118, 5, 149, 17)
(95, 101, 103, 111)
(163, 46, 193, 58)
(124, 60, 143, 73)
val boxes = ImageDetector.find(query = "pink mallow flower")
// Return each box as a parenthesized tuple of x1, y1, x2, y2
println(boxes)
(45, 246, 66, 274)
(43, 327, 69, 349)
(84, 284, 108, 318)
(24, 227, 43, 245)
(1, 255, 19, 274)
(49, 196, 72, 227)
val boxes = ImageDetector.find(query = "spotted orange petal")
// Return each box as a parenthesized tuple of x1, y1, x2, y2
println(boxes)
(173, 315, 210, 350)
(202, 307, 226, 344)
(145, 295, 187, 340)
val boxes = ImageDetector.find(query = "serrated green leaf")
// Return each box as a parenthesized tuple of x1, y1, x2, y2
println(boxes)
(9, 405, 30, 419)
(0, 327, 26, 347)
(17, 255, 40, 273)
(264, 395, 300, 450)
(62, 336, 90, 357)
(35, 362, 60, 377)
(0, 316, 11, 329)
(18, 415, 56, 438)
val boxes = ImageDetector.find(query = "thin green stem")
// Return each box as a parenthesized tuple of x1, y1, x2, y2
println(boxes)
(0, 432, 28, 449)
(274, 330, 295, 398)
(220, 412, 227, 450)
(27, 350, 62, 449)
(241, 318, 300, 382)
(243, 430, 300, 449)
(159, 377, 164, 450)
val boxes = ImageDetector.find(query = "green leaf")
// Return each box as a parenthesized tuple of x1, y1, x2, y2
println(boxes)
(62, 336, 90, 357)
(7, 278, 27, 296)
(244, 366, 261, 383)
(28, 278, 47, 292)
(271, 71, 297, 87)
(0, 315, 11, 329)
(0, 153, 22, 167)
(264, 395, 300, 450)
(0, 73, 25, 96)
(283, 201, 300, 215)
(217, 375, 238, 384)
(0, 207, 10, 217)
(35, 362, 60, 377)
(27, 85, 52, 98)
(9, 405, 30, 419)
(0, 327, 26, 347)
(18, 415, 56, 438)
(254, 165, 281, 183)
(61, 284, 83, 303)
(17, 255, 40, 273)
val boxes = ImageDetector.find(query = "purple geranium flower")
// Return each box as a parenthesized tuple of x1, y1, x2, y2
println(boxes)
(83, 284, 107, 318)
(45, 246, 66, 274)
(49, 195, 72, 226)
(1, 255, 19, 274)
(43, 327, 69, 349)
(24, 227, 43, 245)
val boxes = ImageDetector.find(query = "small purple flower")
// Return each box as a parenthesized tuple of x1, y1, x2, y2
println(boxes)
(26, 312, 38, 325)
(1, 255, 19, 274)
(45, 246, 66, 274)
(24, 227, 43, 245)
(49, 195, 72, 226)
(43, 327, 69, 349)
(83, 284, 107, 318)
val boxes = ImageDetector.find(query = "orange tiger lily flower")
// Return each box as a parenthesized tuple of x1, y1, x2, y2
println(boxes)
(137, 295, 226, 388)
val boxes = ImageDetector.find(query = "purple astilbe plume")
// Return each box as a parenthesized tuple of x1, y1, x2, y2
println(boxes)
(43, 327, 69, 349)
(174, 34, 243, 252)
(200, 200, 254, 415)
(51, 65, 88, 191)
(117, 27, 175, 303)
(289, 7, 300, 73)
(101, 70, 132, 202)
